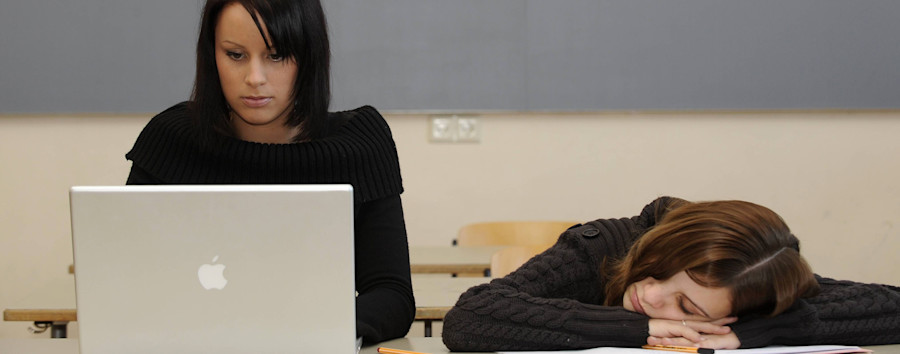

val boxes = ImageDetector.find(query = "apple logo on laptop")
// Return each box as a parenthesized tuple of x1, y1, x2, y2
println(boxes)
(197, 255, 227, 290)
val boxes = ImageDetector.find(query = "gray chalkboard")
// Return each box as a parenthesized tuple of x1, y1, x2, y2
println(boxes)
(2, 0, 899, 113)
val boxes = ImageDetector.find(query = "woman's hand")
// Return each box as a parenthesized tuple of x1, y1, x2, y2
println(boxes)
(647, 331, 741, 350)
(648, 318, 740, 349)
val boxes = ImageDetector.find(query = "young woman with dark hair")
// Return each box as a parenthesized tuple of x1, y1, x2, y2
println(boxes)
(442, 197, 900, 351)
(189, 0, 331, 146)
(125, 0, 414, 343)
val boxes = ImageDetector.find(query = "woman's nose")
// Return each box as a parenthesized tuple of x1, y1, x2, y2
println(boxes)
(643, 283, 666, 308)
(245, 60, 267, 87)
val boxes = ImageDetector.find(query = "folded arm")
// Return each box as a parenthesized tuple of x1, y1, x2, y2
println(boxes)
(442, 222, 652, 351)
(731, 276, 900, 348)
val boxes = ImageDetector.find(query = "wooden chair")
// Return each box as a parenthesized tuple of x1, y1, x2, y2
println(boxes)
(454, 221, 579, 249)
(490, 245, 549, 278)
(454, 221, 578, 277)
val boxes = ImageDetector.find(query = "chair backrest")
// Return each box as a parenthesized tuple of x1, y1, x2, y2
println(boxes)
(455, 221, 579, 249)
(490, 245, 549, 278)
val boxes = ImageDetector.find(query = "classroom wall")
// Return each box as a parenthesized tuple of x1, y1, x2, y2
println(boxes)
(2, 110, 899, 338)
(6, 0, 900, 113)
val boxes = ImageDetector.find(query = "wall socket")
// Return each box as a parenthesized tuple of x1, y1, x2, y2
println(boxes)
(430, 115, 480, 143)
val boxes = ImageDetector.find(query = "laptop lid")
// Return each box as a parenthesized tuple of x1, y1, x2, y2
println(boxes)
(70, 185, 356, 354)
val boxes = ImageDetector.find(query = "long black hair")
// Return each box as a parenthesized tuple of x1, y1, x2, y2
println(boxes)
(191, 0, 331, 145)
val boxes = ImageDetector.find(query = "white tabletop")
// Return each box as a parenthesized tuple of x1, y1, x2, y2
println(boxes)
(3, 337, 899, 354)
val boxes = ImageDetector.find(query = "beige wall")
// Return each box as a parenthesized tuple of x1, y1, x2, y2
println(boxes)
(2, 110, 899, 338)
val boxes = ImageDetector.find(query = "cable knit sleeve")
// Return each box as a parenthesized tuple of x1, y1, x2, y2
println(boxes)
(441, 214, 669, 351)
(731, 276, 900, 347)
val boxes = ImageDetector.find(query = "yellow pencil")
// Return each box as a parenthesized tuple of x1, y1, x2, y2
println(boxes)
(376, 347, 431, 354)
(643, 344, 715, 354)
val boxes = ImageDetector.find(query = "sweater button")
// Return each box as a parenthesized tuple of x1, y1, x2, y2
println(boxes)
(581, 228, 600, 238)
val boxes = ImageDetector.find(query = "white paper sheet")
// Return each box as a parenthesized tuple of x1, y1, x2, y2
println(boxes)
(500, 345, 868, 354)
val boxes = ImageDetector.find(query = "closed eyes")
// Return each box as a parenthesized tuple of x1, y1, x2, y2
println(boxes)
(679, 296, 695, 316)
(679, 295, 712, 319)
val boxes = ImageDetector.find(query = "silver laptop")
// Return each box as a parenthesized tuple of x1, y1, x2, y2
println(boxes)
(70, 185, 356, 354)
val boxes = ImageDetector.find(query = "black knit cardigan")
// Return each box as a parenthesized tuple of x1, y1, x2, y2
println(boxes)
(442, 197, 900, 351)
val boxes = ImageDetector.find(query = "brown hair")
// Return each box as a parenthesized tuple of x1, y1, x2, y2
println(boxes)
(604, 200, 820, 317)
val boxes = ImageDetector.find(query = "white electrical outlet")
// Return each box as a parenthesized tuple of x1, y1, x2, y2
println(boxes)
(430, 116, 456, 142)
(456, 117, 480, 142)
(429, 115, 480, 143)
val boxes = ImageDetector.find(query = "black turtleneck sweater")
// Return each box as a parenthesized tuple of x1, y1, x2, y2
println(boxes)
(125, 102, 414, 343)
(442, 197, 900, 351)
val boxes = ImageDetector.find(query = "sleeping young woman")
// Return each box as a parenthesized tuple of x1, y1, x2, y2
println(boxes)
(442, 197, 900, 351)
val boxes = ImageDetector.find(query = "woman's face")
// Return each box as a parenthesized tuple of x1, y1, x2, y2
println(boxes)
(623, 271, 732, 321)
(215, 2, 299, 143)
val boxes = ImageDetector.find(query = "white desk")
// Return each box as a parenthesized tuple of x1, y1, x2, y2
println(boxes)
(3, 337, 899, 354)
(0, 337, 468, 354)
(363, 337, 485, 354)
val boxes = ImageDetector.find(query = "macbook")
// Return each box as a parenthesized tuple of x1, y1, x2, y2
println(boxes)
(70, 185, 356, 354)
